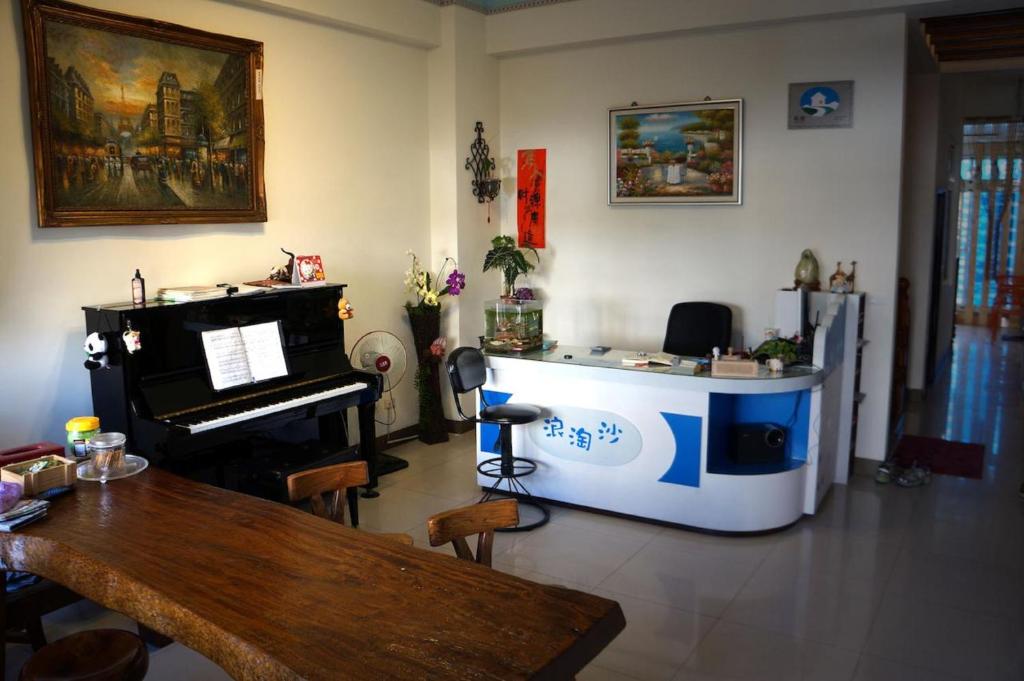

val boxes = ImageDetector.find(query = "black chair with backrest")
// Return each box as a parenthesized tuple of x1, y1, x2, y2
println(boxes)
(446, 347, 549, 531)
(662, 302, 733, 357)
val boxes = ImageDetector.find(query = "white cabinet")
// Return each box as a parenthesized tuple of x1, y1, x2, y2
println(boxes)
(809, 292, 865, 484)
(774, 290, 865, 485)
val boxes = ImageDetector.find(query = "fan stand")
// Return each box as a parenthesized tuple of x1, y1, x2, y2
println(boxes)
(350, 330, 411, 492)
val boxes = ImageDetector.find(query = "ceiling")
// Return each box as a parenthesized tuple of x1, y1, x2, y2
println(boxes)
(428, 0, 575, 14)
(922, 8, 1024, 62)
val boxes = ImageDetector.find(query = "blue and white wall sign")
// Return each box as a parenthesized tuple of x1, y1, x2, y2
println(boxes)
(527, 406, 642, 466)
(788, 80, 853, 129)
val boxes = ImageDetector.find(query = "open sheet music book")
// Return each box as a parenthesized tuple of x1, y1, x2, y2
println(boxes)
(200, 321, 289, 391)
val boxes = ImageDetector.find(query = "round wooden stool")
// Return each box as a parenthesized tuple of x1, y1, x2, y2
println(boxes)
(20, 628, 149, 681)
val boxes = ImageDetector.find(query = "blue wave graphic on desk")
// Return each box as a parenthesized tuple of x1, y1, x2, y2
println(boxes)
(659, 413, 702, 488)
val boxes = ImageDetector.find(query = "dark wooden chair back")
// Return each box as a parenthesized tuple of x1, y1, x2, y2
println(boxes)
(286, 462, 414, 546)
(286, 461, 368, 525)
(426, 499, 519, 566)
(20, 629, 149, 681)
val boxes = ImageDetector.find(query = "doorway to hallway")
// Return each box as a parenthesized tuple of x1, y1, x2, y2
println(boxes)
(954, 118, 1023, 336)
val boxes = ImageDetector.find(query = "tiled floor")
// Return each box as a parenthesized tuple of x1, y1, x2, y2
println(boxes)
(6, 326, 1022, 680)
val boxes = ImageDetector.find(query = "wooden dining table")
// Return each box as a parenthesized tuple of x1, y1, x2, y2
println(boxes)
(0, 469, 625, 679)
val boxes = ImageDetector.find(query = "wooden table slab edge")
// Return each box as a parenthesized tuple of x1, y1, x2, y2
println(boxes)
(0, 535, 288, 680)
(0, 471, 626, 680)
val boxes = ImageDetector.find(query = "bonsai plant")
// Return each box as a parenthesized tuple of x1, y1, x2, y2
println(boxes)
(753, 336, 800, 366)
(483, 235, 538, 299)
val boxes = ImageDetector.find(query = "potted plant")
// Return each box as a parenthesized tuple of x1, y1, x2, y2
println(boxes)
(403, 251, 466, 444)
(481, 235, 543, 353)
(483, 235, 538, 300)
(752, 336, 799, 374)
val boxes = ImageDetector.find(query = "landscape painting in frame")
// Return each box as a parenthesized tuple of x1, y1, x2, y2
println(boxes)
(21, 0, 267, 227)
(609, 99, 742, 205)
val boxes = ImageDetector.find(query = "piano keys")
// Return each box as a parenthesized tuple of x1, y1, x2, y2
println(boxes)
(179, 381, 370, 434)
(81, 284, 401, 499)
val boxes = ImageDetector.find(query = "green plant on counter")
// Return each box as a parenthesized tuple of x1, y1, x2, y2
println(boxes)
(753, 336, 799, 364)
(483, 235, 538, 298)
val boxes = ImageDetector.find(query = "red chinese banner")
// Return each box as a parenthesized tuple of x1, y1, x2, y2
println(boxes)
(517, 149, 546, 248)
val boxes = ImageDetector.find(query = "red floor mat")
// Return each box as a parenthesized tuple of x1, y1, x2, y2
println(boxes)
(893, 434, 985, 479)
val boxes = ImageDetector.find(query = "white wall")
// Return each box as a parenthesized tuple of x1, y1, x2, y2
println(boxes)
(899, 72, 940, 391)
(428, 5, 501, 417)
(227, 0, 441, 48)
(486, 0, 934, 56)
(0, 0, 431, 446)
(498, 13, 907, 461)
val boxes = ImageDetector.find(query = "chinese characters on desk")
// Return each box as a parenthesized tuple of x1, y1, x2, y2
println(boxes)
(543, 417, 622, 452)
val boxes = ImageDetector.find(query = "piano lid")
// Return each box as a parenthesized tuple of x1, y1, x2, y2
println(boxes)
(81, 283, 348, 313)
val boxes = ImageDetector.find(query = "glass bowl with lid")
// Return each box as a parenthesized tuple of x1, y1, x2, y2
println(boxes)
(86, 432, 127, 478)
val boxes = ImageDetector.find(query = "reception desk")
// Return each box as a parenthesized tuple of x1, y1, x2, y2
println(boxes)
(477, 345, 837, 533)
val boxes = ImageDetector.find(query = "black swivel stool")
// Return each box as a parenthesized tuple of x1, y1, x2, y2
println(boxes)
(446, 347, 549, 531)
(663, 302, 733, 357)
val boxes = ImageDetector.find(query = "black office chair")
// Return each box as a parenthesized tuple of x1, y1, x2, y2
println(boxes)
(446, 347, 549, 531)
(663, 302, 733, 357)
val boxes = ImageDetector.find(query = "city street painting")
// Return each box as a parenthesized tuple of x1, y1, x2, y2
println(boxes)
(609, 99, 742, 205)
(22, 0, 267, 226)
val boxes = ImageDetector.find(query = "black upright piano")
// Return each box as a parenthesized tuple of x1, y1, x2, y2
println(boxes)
(82, 284, 387, 500)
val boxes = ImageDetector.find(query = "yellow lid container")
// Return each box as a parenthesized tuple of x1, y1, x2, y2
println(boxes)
(66, 416, 100, 432)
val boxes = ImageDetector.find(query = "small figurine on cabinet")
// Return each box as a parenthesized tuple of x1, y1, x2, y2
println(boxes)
(793, 249, 821, 291)
(270, 248, 296, 282)
(829, 261, 851, 293)
(338, 297, 355, 321)
(848, 260, 857, 292)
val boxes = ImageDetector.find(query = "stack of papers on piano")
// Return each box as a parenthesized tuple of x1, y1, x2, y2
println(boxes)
(0, 499, 49, 532)
(156, 286, 229, 302)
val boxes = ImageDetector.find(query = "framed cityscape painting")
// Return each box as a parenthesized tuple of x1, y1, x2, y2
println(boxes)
(609, 99, 742, 205)
(21, 0, 267, 227)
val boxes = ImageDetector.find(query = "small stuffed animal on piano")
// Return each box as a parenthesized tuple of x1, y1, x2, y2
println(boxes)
(338, 297, 355, 321)
(83, 332, 109, 370)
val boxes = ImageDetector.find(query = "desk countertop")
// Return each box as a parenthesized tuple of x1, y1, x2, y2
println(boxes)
(485, 346, 823, 394)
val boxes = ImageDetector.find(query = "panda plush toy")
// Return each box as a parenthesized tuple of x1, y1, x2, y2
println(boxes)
(83, 332, 109, 371)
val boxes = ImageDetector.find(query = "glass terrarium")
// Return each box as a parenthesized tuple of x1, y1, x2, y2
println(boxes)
(483, 299, 543, 353)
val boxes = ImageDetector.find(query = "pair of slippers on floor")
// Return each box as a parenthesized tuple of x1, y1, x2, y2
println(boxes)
(875, 460, 931, 487)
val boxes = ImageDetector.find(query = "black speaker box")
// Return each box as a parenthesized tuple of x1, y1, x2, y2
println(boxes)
(729, 423, 787, 465)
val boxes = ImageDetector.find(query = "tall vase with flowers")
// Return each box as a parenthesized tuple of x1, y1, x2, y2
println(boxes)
(404, 251, 466, 444)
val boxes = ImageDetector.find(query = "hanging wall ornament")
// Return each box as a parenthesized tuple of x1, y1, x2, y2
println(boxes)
(517, 149, 546, 248)
(465, 121, 501, 222)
